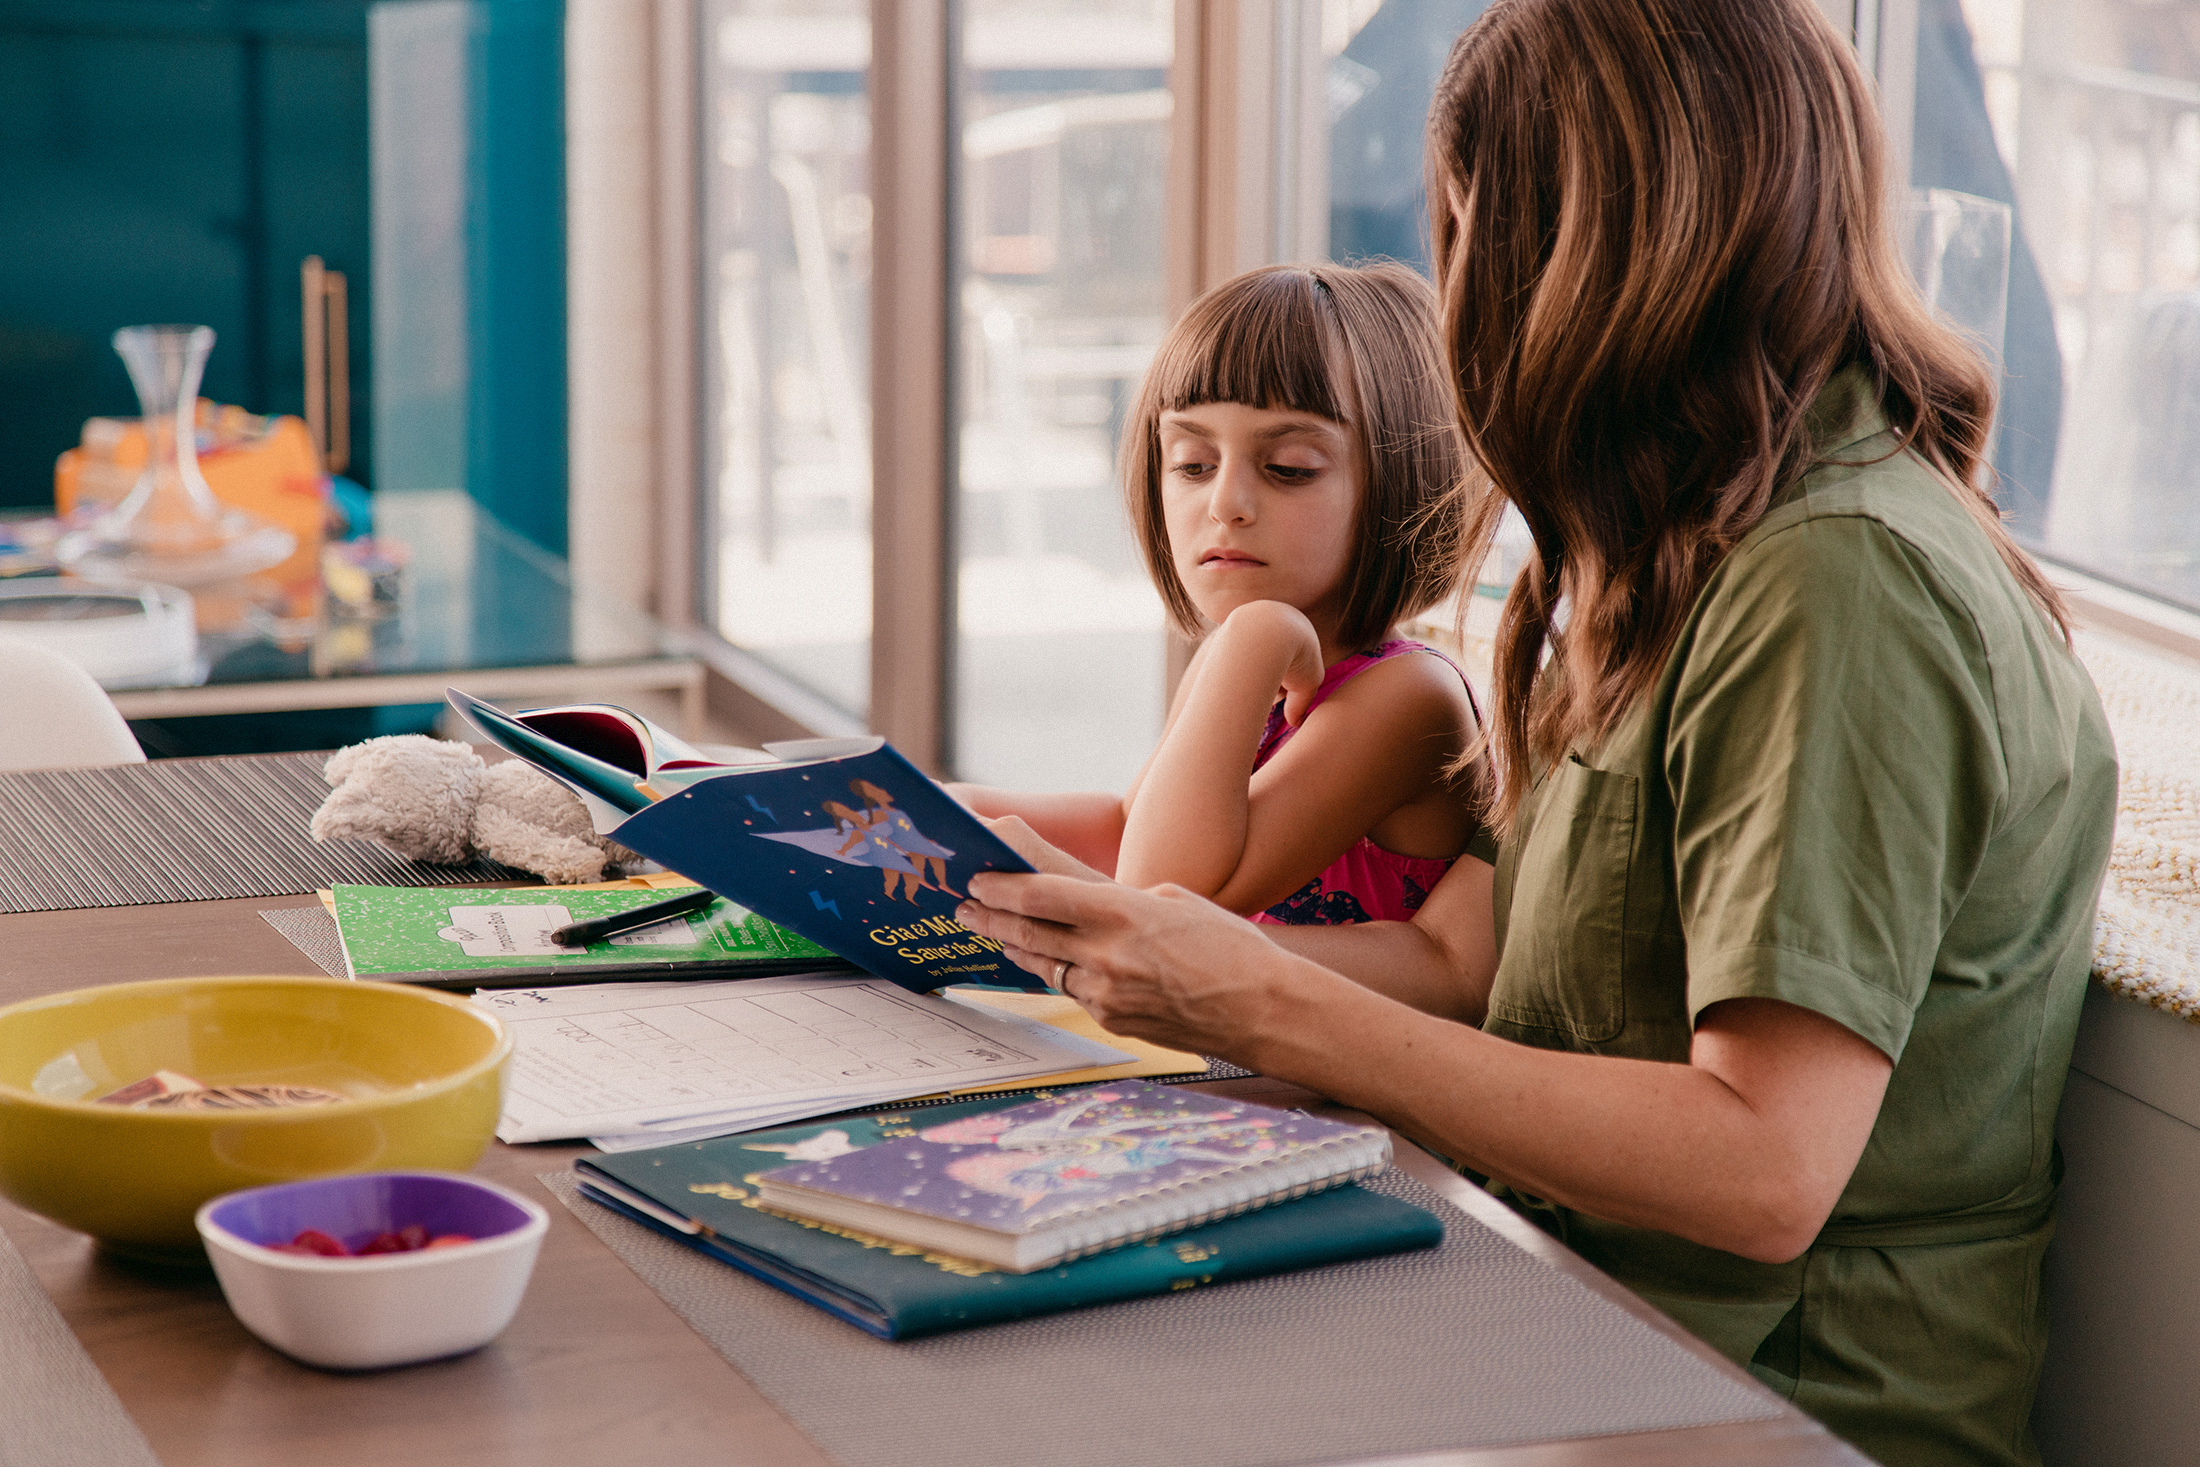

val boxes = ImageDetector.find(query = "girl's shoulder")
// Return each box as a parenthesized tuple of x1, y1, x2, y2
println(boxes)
(1335, 638, 1472, 697)
(1312, 638, 1479, 729)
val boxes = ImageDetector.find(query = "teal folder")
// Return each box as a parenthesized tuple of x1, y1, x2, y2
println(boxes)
(576, 1091, 1444, 1339)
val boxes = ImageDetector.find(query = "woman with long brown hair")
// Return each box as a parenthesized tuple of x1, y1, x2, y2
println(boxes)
(954, 2, 2114, 1462)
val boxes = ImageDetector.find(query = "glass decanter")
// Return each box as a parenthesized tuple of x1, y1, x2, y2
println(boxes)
(61, 325, 295, 585)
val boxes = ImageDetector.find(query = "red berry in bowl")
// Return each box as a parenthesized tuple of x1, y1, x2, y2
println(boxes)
(288, 1229, 349, 1257)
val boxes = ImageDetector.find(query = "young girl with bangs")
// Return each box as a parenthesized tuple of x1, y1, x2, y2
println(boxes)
(952, 262, 1485, 927)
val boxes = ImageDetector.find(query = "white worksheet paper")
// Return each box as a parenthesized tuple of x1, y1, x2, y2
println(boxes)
(474, 975, 1130, 1144)
(581, 995, 1134, 1152)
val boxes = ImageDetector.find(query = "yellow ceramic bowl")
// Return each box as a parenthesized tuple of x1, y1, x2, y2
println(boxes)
(0, 976, 510, 1263)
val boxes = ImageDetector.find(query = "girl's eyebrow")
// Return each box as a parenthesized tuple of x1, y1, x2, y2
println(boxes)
(1157, 413, 1342, 444)
(1252, 420, 1343, 444)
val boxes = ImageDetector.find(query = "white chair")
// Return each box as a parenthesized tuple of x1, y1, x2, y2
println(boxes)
(0, 637, 146, 770)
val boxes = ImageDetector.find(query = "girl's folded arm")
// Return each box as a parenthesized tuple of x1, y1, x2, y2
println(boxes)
(1212, 651, 1473, 912)
(1121, 628, 1474, 913)
(1116, 603, 1320, 898)
(944, 638, 1212, 879)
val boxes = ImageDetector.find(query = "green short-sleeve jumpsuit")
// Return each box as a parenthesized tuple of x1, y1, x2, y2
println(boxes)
(1481, 368, 2116, 1467)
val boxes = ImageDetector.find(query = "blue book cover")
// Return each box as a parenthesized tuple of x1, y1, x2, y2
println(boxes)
(448, 690, 1043, 993)
(751, 1079, 1392, 1267)
(576, 1089, 1442, 1338)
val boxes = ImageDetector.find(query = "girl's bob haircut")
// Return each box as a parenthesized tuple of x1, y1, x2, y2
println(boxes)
(1123, 263, 1467, 652)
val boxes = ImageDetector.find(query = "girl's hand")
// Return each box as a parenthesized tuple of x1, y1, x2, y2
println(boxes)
(944, 795, 1130, 877)
(1217, 600, 1326, 724)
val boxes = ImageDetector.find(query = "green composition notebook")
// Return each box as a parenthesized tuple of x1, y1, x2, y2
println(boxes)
(575, 1089, 1444, 1339)
(330, 883, 858, 989)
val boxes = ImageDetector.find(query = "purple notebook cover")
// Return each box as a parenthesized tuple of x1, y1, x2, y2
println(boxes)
(754, 1080, 1381, 1235)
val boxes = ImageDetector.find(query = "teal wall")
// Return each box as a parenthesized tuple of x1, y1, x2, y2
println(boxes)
(0, 0, 565, 557)
(0, 0, 373, 507)
(371, 0, 565, 556)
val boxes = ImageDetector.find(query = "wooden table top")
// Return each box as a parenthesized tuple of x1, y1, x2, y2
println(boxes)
(0, 891, 1870, 1467)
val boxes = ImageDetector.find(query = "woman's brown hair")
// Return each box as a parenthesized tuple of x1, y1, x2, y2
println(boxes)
(1427, 0, 2070, 832)
(1123, 263, 1467, 653)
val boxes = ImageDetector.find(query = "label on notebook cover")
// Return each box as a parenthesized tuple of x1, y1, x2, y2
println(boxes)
(576, 1089, 1443, 1339)
(610, 743, 1044, 993)
(753, 1079, 1386, 1238)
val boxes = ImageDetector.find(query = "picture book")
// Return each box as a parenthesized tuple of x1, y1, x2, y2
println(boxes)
(330, 883, 853, 989)
(447, 689, 1045, 993)
(575, 1089, 1443, 1338)
(750, 1079, 1392, 1272)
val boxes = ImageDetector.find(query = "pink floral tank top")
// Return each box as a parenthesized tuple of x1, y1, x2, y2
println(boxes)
(1248, 639, 1476, 927)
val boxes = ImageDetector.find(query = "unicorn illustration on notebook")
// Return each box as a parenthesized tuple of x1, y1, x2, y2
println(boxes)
(915, 1087, 1286, 1209)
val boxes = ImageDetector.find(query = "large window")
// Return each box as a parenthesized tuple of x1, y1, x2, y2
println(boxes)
(1325, 0, 1488, 272)
(1320, 0, 2200, 622)
(1949, 0, 2200, 611)
(691, 0, 2200, 771)
(953, 2, 1172, 790)
(702, 1, 871, 717)
(700, 0, 1170, 783)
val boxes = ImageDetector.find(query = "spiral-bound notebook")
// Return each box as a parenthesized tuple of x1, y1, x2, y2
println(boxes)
(750, 1079, 1391, 1272)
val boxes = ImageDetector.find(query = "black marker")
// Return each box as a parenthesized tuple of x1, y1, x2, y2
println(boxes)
(549, 887, 719, 948)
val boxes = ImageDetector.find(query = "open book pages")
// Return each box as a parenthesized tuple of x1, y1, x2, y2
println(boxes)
(447, 688, 874, 833)
(469, 975, 1132, 1147)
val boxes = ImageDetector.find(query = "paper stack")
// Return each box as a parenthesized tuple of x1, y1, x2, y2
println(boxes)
(473, 974, 1136, 1151)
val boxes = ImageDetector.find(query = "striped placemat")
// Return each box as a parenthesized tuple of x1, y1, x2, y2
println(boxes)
(0, 752, 520, 913)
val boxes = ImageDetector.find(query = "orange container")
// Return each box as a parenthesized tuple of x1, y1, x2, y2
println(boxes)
(55, 403, 330, 618)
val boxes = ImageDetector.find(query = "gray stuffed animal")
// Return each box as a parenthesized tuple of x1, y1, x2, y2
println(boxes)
(310, 734, 641, 884)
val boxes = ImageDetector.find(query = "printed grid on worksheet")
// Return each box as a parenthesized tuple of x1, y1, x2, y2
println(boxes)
(496, 983, 1041, 1117)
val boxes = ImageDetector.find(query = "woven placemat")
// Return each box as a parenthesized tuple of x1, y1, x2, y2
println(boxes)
(541, 1169, 1776, 1467)
(0, 1226, 162, 1467)
(259, 905, 350, 976)
(0, 751, 518, 913)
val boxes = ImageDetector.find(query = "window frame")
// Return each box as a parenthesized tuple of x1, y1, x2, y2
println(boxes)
(636, 0, 1324, 766)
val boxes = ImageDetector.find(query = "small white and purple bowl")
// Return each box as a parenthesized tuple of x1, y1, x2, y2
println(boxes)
(196, 1170, 548, 1370)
